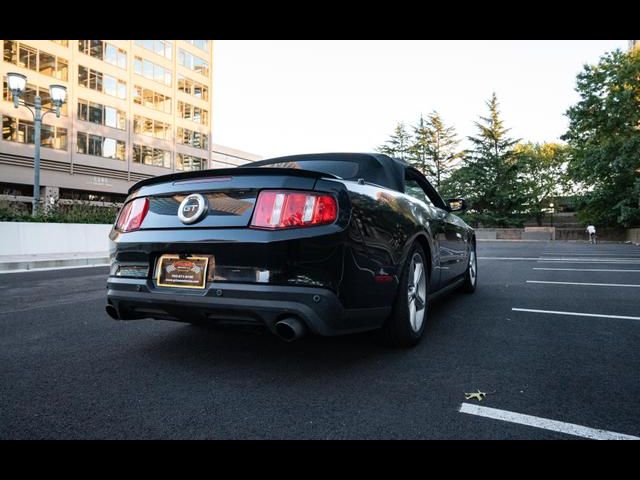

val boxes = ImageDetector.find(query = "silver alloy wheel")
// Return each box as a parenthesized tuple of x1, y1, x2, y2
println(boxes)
(469, 248, 477, 285)
(407, 252, 427, 332)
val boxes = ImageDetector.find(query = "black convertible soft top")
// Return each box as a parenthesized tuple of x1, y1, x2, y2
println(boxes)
(242, 153, 407, 193)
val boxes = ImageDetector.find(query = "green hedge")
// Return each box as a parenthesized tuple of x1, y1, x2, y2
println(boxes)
(0, 200, 120, 224)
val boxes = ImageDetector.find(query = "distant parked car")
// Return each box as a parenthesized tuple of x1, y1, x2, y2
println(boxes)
(106, 153, 476, 346)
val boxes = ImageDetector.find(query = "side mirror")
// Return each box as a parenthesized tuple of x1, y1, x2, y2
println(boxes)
(447, 198, 467, 212)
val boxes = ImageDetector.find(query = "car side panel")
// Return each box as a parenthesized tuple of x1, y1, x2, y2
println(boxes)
(331, 180, 443, 309)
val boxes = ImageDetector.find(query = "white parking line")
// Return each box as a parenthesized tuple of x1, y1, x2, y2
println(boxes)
(533, 268, 640, 273)
(538, 259, 640, 264)
(512, 308, 640, 322)
(459, 403, 640, 440)
(526, 280, 640, 288)
(540, 252, 640, 257)
(478, 257, 540, 261)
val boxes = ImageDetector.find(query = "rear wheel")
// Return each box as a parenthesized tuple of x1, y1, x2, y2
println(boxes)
(382, 243, 428, 347)
(461, 241, 477, 293)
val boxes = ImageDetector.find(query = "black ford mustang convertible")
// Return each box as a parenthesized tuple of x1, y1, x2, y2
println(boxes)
(106, 153, 476, 346)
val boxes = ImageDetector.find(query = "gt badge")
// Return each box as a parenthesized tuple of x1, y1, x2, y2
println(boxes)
(178, 193, 207, 224)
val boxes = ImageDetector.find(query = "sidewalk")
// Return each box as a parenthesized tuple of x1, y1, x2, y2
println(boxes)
(0, 252, 109, 273)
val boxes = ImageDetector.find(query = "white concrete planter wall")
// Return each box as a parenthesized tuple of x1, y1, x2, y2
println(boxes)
(0, 222, 112, 256)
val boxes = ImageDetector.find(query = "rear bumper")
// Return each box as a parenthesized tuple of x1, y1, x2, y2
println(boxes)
(107, 277, 389, 336)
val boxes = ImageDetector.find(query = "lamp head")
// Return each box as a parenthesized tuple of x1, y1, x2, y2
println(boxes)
(48, 84, 67, 117)
(7, 72, 27, 108)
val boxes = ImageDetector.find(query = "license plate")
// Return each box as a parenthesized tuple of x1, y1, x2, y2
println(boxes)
(156, 255, 210, 289)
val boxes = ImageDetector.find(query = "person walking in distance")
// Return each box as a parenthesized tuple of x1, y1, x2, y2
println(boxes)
(586, 224, 597, 244)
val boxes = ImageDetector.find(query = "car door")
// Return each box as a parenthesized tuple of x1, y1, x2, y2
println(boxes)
(442, 209, 468, 278)
(404, 174, 451, 287)
(405, 170, 467, 285)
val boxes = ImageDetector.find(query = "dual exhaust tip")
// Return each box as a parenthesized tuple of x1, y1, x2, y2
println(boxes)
(106, 304, 306, 342)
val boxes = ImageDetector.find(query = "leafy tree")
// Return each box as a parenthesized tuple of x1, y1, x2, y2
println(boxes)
(377, 122, 412, 162)
(514, 142, 571, 225)
(562, 48, 640, 228)
(441, 93, 521, 226)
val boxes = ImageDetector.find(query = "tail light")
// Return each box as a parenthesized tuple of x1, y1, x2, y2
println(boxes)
(115, 197, 149, 232)
(250, 190, 337, 229)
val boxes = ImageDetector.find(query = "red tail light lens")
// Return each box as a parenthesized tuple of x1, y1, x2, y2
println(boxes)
(115, 197, 149, 232)
(250, 190, 338, 229)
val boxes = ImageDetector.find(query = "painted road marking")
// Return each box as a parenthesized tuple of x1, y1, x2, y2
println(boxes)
(526, 280, 640, 288)
(540, 253, 640, 257)
(512, 308, 640, 322)
(479, 257, 640, 264)
(533, 268, 640, 273)
(479, 257, 540, 261)
(459, 403, 640, 440)
(538, 259, 640, 264)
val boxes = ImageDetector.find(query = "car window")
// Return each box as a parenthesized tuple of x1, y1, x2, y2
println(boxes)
(405, 178, 434, 207)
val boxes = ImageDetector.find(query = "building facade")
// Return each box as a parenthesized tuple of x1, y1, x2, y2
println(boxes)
(0, 40, 260, 207)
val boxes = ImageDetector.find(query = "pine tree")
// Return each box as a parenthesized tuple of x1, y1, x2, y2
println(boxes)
(377, 122, 412, 162)
(425, 111, 464, 189)
(408, 115, 434, 178)
(444, 93, 521, 226)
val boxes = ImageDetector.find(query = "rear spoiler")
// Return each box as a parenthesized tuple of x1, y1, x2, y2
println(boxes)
(128, 167, 339, 194)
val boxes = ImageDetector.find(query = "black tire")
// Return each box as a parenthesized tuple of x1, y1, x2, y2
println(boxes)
(381, 243, 429, 347)
(461, 240, 477, 293)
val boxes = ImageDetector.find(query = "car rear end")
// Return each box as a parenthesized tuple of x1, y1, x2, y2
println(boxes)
(106, 167, 358, 339)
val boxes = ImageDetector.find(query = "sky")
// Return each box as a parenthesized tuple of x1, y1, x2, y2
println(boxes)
(211, 40, 628, 158)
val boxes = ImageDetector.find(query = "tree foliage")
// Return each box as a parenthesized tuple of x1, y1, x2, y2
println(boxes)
(0, 200, 120, 224)
(441, 93, 523, 226)
(378, 112, 463, 188)
(377, 122, 412, 162)
(514, 142, 571, 225)
(562, 48, 640, 227)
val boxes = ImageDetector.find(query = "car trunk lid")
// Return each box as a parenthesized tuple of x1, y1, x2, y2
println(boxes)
(132, 167, 334, 229)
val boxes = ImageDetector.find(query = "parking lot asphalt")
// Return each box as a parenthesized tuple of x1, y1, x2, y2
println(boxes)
(1, 240, 639, 439)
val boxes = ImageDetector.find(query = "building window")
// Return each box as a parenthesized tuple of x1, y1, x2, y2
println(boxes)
(177, 75, 208, 101)
(133, 56, 172, 86)
(77, 99, 125, 130)
(58, 188, 126, 203)
(78, 66, 126, 99)
(133, 115, 171, 140)
(2, 115, 67, 150)
(177, 127, 208, 150)
(185, 40, 210, 52)
(4, 41, 68, 81)
(176, 153, 207, 172)
(3, 79, 68, 116)
(178, 49, 209, 77)
(135, 40, 173, 60)
(78, 40, 127, 69)
(133, 85, 171, 114)
(178, 101, 208, 125)
(76, 132, 125, 160)
(133, 144, 171, 168)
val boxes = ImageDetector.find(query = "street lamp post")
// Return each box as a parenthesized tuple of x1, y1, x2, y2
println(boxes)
(7, 72, 67, 216)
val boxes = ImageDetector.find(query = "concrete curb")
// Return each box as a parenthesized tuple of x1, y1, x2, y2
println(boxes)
(0, 256, 110, 273)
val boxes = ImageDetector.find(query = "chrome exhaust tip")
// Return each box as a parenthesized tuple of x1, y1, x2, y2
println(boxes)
(274, 317, 306, 342)
(105, 304, 120, 320)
